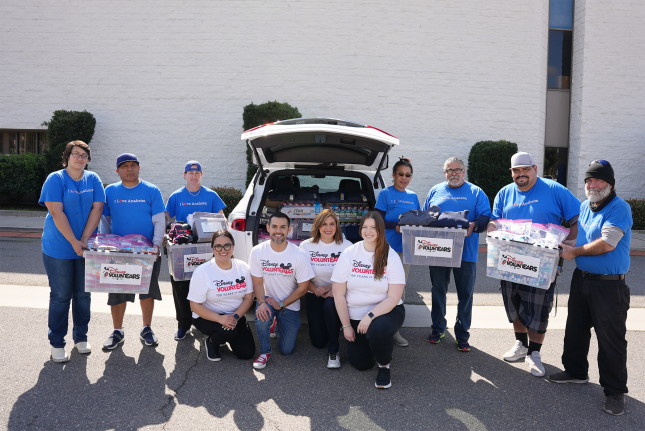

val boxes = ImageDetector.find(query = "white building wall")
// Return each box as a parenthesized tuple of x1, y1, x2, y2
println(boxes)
(2, 0, 550, 200)
(569, 0, 645, 201)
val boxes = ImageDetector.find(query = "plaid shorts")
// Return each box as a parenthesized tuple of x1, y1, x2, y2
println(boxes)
(107, 258, 162, 306)
(501, 279, 556, 334)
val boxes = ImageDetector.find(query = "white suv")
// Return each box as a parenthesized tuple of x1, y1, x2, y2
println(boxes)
(228, 118, 400, 263)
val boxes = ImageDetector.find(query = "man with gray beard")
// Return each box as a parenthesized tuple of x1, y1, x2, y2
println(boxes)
(547, 160, 632, 416)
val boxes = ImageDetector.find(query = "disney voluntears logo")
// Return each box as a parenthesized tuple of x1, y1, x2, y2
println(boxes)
(414, 237, 454, 258)
(309, 251, 341, 263)
(497, 252, 541, 278)
(214, 276, 247, 292)
(183, 253, 212, 273)
(352, 260, 375, 275)
(261, 260, 294, 275)
(100, 264, 143, 285)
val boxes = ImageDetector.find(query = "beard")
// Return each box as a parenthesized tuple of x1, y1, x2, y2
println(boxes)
(585, 184, 612, 203)
(448, 176, 463, 186)
(514, 176, 530, 187)
(270, 235, 286, 244)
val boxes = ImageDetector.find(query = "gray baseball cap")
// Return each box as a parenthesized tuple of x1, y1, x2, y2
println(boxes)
(510, 152, 536, 169)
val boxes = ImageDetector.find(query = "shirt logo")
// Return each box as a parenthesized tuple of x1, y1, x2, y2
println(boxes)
(309, 251, 341, 263)
(214, 276, 247, 292)
(352, 260, 375, 275)
(114, 199, 146, 203)
(68, 188, 93, 194)
(441, 196, 466, 200)
(512, 199, 538, 207)
(180, 202, 207, 206)
(260, 259, 294, 275)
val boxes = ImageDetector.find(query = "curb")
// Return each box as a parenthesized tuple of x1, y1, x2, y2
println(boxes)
(0, 210, 47, 218)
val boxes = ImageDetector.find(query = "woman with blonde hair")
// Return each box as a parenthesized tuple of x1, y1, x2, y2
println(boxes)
(331, 212, 406, 389)
(299, 209, 352, 368)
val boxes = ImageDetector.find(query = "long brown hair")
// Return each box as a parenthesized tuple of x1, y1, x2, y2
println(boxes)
(310, 209, 343, 244)
(359, 211, 389, 280)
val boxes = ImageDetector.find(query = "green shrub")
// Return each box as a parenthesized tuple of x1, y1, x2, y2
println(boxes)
(242, 101, 301, 187)
(467, 140, 519, 207)
(627, 199, 645, 230)
(41, 110, 96, 175)
(0, 154, 47, 204)
(211, 186, 244, 218)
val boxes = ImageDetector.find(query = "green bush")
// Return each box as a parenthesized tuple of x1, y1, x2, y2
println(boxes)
(242, 101, 301, 187)
(0, 154, 47, 204)
(627, 199, 645, 230)
(467, 140, 519, 207)
(211, 186, 244, 218)
(41, 110, 96, 175)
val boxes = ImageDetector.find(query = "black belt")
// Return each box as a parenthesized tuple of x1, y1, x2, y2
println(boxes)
(581, 271, 625, 281)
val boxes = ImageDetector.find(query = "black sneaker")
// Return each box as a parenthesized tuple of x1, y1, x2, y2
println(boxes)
(375, 367, 392, 389)
(546, 371, 589, 384)
(103, 329, 125, 350)
(205, 336, 221, 362)
(140, 326, 159, 346)
(174, 328, 188, 341)
(603, 394, 625, 416)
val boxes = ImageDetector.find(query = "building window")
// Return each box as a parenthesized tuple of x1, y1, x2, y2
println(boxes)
(1, 130, 47, 155)
(544, 147, 569, 186)
(547, 30, 573, 89)
(549, 0, 574, 30)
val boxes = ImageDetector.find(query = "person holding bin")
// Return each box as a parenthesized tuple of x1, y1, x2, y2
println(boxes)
(423, 157, 491, 352)
(331, 212, 406, 389)
(188, 230, 256, 362)
(165, 161, 226, 341)
(39, 141, 105, 363)
(374, 157, 421, 347)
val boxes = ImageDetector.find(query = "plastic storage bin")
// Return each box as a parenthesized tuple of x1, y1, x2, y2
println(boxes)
(167, 241, 213, 281)
(192, 213, 228, 243)
(486, 235, 559, 289)
(400, 226, 466, 267)
(84, 250, 156, 294)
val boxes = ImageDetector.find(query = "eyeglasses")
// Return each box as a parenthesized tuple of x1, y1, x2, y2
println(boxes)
(396, 172, 412, 178)
(70, 152, 89, 160)
(445, 168, 463, 175)
(589, 160, 611, 166)
(212, 243, 232, 252)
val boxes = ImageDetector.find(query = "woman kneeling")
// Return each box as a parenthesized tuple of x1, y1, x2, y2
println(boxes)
(188, 230, 256, 361)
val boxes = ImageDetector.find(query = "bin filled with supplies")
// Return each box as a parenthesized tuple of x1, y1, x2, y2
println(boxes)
(166, 241, 213, 281)
(84, 250, 156, 294)
(400, 226, 466, 267)
(191, 212, 228, 243)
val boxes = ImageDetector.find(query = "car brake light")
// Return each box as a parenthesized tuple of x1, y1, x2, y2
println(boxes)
(243, 123, 274, 134)
(366, 125, 398, 139)
(231, 219, 246, 231)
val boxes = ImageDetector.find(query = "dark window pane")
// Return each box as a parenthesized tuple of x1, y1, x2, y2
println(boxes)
(544, 147, 569, 186)
(548, 30, 572, 89)
(550, 0, 574, 30)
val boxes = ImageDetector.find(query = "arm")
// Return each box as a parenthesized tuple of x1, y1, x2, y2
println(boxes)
(152, 212, 165, 260)
(253, 275, 271, 322)
(190, 301, 229, 325)
(44, 202, 84, 257)
(560, 237, 614, 261)
(80, 202, 104, 246)
(332, 281, 355, 342)
(265, 279, 310, 309)
(356, 283, 405, 334)
(374, 208, 399, 230)
(565, 217, 578, 241)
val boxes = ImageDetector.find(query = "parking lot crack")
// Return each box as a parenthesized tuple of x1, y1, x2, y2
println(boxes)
(160, 341, 203, 428)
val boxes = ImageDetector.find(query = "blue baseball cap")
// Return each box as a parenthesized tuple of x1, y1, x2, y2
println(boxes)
(185, 161, 202, 172)
(116, 153, 139, 168)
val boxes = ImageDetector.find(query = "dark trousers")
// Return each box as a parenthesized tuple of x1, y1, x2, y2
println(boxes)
(347, 305, 406, 371)
(562, 268, 630, 395)
(193, 316, 256, 360)
(305, 293, 341, 354)
(170, 276, 193, 330)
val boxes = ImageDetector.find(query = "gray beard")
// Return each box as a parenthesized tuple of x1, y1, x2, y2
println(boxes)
(271, 236, 286, 245)
(586, 185, 611, 203)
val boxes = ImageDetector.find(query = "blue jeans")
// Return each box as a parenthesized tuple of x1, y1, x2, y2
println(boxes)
(255, 302, 302, 355)
(429, 261, 476, 340)
(42, 253, 91, 348)
(305, 293, 341, 354)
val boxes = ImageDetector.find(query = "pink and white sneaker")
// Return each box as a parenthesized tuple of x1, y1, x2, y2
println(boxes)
(269, 317, 277, 339)
(253, 353, 271, 369)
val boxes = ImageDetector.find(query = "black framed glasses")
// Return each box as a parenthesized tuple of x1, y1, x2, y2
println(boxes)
(212, 243, 232, 252)
(589, 160, 610, 166)
(70, 152, 89, 160)
(445, 168, 464, 174)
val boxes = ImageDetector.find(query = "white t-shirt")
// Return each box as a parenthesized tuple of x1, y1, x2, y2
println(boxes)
(249, 240, 315, 311)
(330, 241, 405, 320)
(299, 237, 353, 289)
(187, 258, 254, 319)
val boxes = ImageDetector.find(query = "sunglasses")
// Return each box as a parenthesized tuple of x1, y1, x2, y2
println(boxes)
(589, 160, 611, 166)
(212, 243, 233, 251)
(396, 172, 412, 178)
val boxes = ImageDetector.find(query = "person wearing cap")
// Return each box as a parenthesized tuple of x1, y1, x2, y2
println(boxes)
(423, 157, 491, 352)
(165, 161, 226, 341)
(487, 152, 580, 377)
(101, 153, 166, 350)
(547, 160, 632, 416)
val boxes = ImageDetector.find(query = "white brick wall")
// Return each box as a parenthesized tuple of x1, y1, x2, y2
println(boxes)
(0, 0, 587, 202)
(569, 0, 645, 201)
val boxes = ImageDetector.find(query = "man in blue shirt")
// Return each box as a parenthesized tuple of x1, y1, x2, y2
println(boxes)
(101, 153, 166, 350)
(547, 160, 632, 416)
(423, 157, 491, 352)
(165, 161, 226, 341)
(488, 152, 580, 377)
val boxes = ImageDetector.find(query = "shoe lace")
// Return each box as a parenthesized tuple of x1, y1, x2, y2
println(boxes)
(377, 367, 390, 381)
(329, 354, 337, 361)
(256, 354, 268, 364)
(511, 340, 524, 353)
(530, 352, 543, 366)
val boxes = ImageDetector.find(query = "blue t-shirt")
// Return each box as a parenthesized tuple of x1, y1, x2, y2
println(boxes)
(103, 180, 165, 242)
(39, 170, 106, 259)
(423, 181, 491, 262)
(165, 186, 226, 222)
(375, 186, 421, 252)
(492, 178, 580, 225)
(575, 196, 632, 275)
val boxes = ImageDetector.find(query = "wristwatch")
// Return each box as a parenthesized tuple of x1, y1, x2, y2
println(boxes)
(233, 313, 240, 320)
(368, 312, 374, 319)
(279, 301, 285, 310)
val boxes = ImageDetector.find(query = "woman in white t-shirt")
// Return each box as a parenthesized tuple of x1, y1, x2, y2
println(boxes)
(188, 230, 255, 361)
(300, 209, 353, 369)
(331, 212, 406, 389)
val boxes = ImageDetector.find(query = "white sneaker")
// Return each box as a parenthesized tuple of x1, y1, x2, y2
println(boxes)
(327, 353, 341, 369)
(51, 347, 69, 363)
(74, 342, 92, 354)
(503, 340, 528, 362)
(526, 351, 546, 377)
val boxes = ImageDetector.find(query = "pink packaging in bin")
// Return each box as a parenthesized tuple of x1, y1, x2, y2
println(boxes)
(83, 250, 156, 294)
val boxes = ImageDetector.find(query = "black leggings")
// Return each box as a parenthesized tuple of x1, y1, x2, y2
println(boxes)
(193, 315, 256, 360)
(347, 304, 406, 371)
